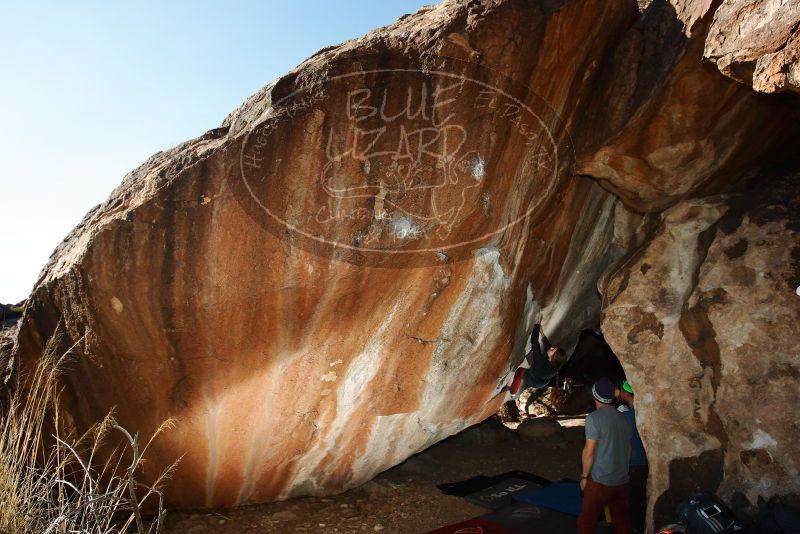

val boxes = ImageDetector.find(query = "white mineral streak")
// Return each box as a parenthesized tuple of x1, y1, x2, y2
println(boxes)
(390, 214, 423, 240)
(233, 356, 295, 505)
(416, 247, 511, 428)
(471, 157, 486, 180)
(289, 248, 512, 496)
(350, 413, 425, 486)
(747, 429, 778, 450)
(540, 183, 618, 348)
(364, 249, 511, 484)
(280, 299, 405, 498)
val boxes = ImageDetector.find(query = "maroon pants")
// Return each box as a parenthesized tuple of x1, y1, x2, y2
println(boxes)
(577, 478, 632, 534)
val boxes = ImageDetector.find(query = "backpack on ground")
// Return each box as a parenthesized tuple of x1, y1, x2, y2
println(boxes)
(677, 492, 744, 533)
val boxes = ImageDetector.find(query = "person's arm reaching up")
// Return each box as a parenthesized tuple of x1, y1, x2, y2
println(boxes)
(530, 324, 541, 352)
(540, 327, 552, 354)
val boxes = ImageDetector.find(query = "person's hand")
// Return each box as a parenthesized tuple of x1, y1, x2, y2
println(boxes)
(580, 478, 587, 491)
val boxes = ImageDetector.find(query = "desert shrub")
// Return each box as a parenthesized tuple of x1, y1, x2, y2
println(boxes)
(0, 333, 177, 533)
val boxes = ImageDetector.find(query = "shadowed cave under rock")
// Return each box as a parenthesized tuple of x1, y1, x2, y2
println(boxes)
(498, 329, 627, 421)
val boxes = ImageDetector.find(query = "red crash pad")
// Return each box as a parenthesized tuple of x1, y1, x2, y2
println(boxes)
(424, 518, 517, 534)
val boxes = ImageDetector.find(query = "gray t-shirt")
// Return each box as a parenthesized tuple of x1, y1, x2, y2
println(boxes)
(585, 405, 632, 486)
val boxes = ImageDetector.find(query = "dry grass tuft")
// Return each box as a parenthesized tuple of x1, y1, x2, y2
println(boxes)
(0, 333, 178, 533)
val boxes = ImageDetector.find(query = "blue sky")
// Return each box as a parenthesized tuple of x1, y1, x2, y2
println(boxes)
(0, 1, 431, 303)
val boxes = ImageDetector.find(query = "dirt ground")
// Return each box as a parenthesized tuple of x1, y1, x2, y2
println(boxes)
(164, 415, 587, 534)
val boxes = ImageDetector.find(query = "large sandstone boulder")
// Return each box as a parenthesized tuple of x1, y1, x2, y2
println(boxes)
(15, 0, 635, 508)
(10, 0, 800, 521)
(601, 173, 800, 523)
(704, 0, 800, 94)
(575, 0, 793, 211)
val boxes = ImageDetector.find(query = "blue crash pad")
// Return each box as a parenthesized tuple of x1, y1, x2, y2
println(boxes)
(513, 481, 583, 516)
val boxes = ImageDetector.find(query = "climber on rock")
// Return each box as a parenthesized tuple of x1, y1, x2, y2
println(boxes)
(508, 323, 567, 400)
